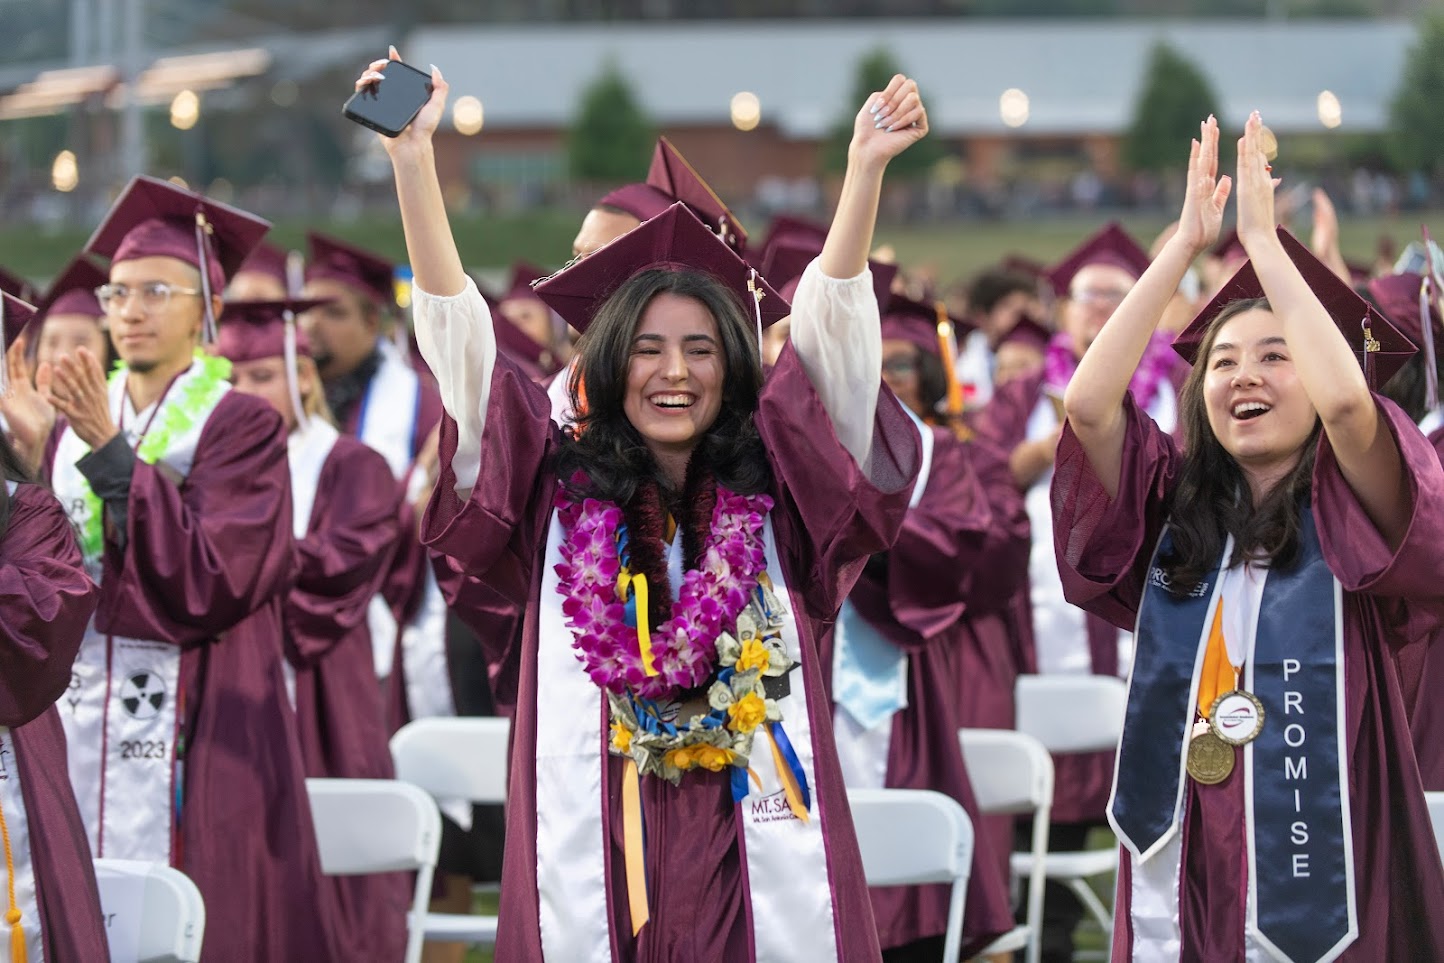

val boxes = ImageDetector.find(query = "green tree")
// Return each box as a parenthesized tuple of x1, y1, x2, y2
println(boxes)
(822, 47, 945, 179)
(566, 61, 654, 181)
(1123, 42, 1222, 173)
(1387, 13, 1444, 175)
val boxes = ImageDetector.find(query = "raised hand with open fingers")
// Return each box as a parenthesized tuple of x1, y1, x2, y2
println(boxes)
(353, 45, 450, 160)
(0, 333, 56, 473)
(1236, 111, 1282, 251)
(850, 74, 930, 169)
(1173, 115, 1232, 256)
(50, 347, 117, 452)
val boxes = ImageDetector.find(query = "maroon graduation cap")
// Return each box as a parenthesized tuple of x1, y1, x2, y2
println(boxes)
(882, 293, 972, 358)
(235, 241, 292, 288)
(215, 298, 334, 363)
(1176, 228, 1416, 387)
(84, 175, 270, 343)
(305, 233, 395, 308)
(596, 183, 674, 223)
(1211, 228, 1248, 266)
(759, 237, 897, 313)
(757, 214, 829, 266)
(35, 256, 109, 322)
(0, 292, 36, 393)
(1046, 222, 1152, 298)
(0, 266, 36, 305)
(501, 261, 548, 304)
(997, 313, 1053, 352)
(533, 202, 788, 336)
(646, 137, 749, 254)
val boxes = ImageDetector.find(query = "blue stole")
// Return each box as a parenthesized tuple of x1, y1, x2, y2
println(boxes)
(1111, 510, 1357, 962)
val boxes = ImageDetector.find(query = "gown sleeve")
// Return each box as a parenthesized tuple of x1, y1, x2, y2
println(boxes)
(851, 427, 993, 649)
(94, 392, 297, 645)
(0, 484, 100, 727)
(758, 269, 920, 623)
(286, 440, 403, 664)
(413, 276, 496, 494)
(1050, 393, 1182, 630)
(970, 370, 1045, 455)
(1312, 396, 1444, 629)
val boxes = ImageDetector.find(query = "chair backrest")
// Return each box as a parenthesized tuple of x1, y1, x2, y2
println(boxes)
(959, 728, 1055, 816)
(306, 778, 441, 876)
(93, 858, 206, 963)
(1426, 791, 1444, 866)
(848, 788, 974, 963)
(307, 778, 442, 963)
(1015, 674, 1128, 755)
(390, 716, 510, 804)
(848, 788, 974, 886)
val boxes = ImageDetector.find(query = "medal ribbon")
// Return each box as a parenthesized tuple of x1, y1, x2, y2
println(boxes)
(620, 759, 649, 936)
(1109, 527, 1223, 860)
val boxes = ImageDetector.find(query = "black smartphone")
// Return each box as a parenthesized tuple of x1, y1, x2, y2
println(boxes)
(342, 60, 433, 138)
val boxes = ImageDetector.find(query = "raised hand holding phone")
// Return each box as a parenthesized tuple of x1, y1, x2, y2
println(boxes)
(348, 46, 449, 156)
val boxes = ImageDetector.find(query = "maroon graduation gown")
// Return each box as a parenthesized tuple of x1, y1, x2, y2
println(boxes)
(1052, 394, 1444, 960)
(77, 393, 339, 963)
(2, 483, 109, 961)
(976, 369, 1117, 823)
(422, 344, 919, 962)
(1407, 426, 1444, 790)
(286, 433, 409, 962)
(835, 425, 1022, 954)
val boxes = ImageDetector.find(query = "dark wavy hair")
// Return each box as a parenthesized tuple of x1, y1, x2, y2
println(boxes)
(1160, 297, 1322, 595)
(554, 268, 771, 506)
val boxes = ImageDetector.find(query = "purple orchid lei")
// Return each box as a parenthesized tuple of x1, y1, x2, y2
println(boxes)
(1044, 330, 1178, 409)
(555, 486, 774, 702)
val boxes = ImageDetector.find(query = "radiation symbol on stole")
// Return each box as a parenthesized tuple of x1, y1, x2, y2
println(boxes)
(119, 671, 167, 720)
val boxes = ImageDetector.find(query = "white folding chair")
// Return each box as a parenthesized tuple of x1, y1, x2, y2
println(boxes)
(390, 716, 510, 946)
(849, 788, 974, 963)
(1425, 791, 1444, 867)
(93, 858, 206, 963)
(1014, 674, 1127, 949)
(306, 778, 441, 963)
(959, 727, 1054, 963)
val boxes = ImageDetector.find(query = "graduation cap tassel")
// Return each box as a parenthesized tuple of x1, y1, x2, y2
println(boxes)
(283, 312, 310, 434)
(1420, 275, 1439, 412)
(747, 269, 764, 358)
(194, 212, 218, 345)
(1361, 314, 1381, 391)
(285, 250, 306, 300)
(935, 301, 965, 419)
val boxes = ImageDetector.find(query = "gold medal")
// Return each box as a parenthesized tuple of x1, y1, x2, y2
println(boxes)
(1210, 689, 1266, 746)
(1186, 728, 1235, 785)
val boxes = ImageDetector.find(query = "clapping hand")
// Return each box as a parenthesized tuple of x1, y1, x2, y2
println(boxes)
(50, 348, 118, 451)
(1236, 111, 1283, 251)
(0, 334, 56, 473)
(1173, 115, 1232, 257)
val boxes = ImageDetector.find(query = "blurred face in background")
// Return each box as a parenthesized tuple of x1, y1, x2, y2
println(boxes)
(572, 208, 641, 259)
(993, 339, 1046, 387)
(1062, 263, 1136, 360)
(300, 279, 379, 379)
(37, 315, 110, 371)
(227, 270, 288, 302)
(881, 338, 925, 417)
(500, 297, 555, 348)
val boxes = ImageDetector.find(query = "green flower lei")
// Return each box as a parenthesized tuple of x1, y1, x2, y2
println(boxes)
(74, 351, 232, 564)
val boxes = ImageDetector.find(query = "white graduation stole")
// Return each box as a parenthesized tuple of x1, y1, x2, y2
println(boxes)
(532, 509, 842, 962)
(357, 346, 422, 480)
(52, 365, 227, 864)
(281, 420, 341, 708)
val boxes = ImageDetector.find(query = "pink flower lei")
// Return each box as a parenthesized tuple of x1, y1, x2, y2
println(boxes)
(1044, 330, 1178, 409)
(554, 485, 774, 702)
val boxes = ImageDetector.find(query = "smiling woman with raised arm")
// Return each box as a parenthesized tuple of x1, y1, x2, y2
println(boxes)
(1054, 114, 1444, 961)
(358, 51, 925, 961)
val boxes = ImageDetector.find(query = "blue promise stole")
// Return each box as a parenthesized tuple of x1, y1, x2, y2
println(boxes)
(1111, 510, 1357, 962)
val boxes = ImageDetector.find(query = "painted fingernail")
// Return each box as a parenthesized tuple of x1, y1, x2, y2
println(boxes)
(868, 99, 879, 114)
(886, 125, 896, 132)
(876, 112, 890, 125)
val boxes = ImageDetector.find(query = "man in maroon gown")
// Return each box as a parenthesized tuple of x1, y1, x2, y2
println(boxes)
(28, 177, 338, 962)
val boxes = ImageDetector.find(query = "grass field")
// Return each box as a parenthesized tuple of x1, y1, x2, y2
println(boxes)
(4, 209, 1443, 290)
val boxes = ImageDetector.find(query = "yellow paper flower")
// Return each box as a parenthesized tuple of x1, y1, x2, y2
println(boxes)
(665, 746, 697, 771)
(736, 637, 771, 674)
(611, 720, 633, 753)
(691, 745, 738, 772)
(727, 692, 768, 733)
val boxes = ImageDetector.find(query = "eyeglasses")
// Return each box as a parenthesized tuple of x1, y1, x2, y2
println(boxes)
(95, 281, 203, 314)
(882, 357, 920, 377)
(1069, 287, 1130, 307)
